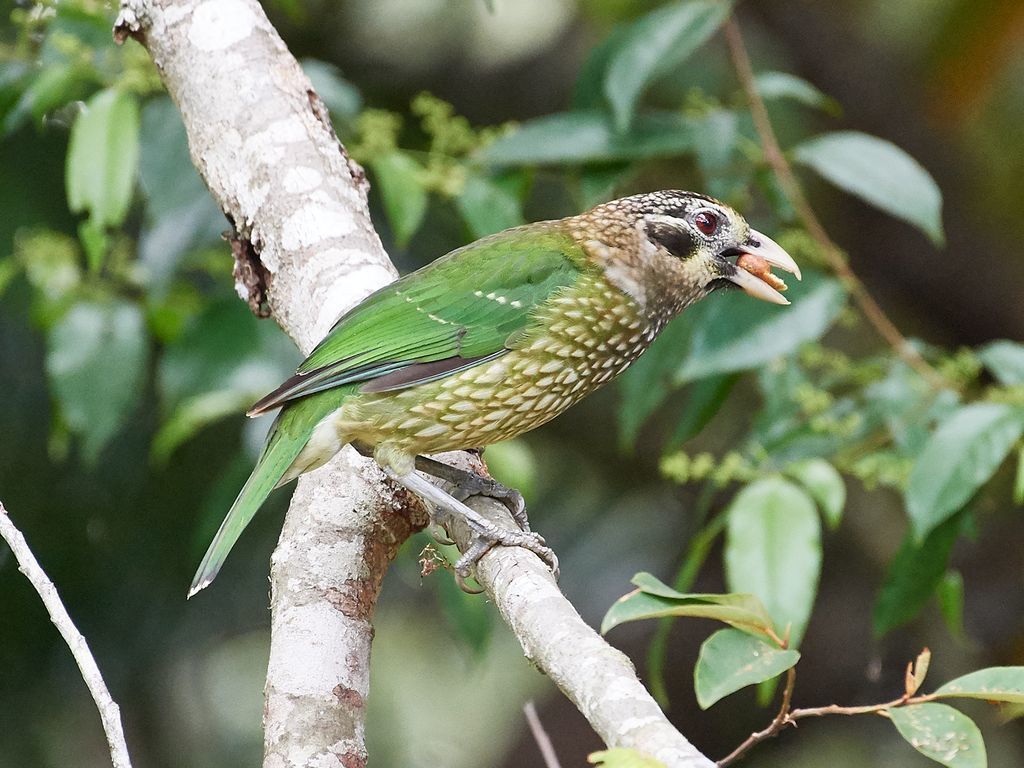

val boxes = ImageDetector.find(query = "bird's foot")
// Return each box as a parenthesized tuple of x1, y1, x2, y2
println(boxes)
(414, 455, 530, 531)
(385, 465, 558, 592)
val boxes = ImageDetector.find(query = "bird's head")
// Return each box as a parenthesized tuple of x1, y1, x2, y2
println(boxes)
(577, 190, 801, 317)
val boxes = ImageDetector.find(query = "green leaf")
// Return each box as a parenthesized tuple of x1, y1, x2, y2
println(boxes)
(694, 628, 799, 709)
(603, 0, 734, 132)
(667, 374, 737, 448)
(480, 110, 694, 167)
(755, 71, 840, 114)
(301, 59, 362, 119)
(873, 512, 964, 638)
(937, 570, 966, 641)
(724, 478, 822, 648)
(785, 458, 846, 529)
(588, 748, 666, 768)
(935, 667, 1024, 704)
(674, 271, 846, 383)
(46, 300, 149, 463)
(151, 390, 255, 465)
(370, 151, 428, 247)
(572, 24, 632, 110)
(455, 173, 525, 238)
(2, 63, 90, 136)
(156, 300, 299, 456)
(906, 403, 1024, 541)
(66, 88, 140, 229)
(977, 340, 1024, 386)
(793, 131, 944, 245)
(888, 703, 986, 768)
(602, 572, 776, 638)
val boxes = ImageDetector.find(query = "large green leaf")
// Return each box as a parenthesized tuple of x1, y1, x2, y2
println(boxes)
(66, 88, 140, 229)
(674, 271, 845, 383)
(724, 478, 822, 648)
(479, 111, 694, 167)
(935, 667, 1024, 704)
(602, 572, 775, 638)
(793, 131, 944, 245)
(888, 703, 986, 768)
(693, 628, 799, 709)
(977, 340, 1024, 386)
(873, 512, 964, 638)
(46, 299, 148, 463)
(603, 0, 733, 132)
(906, 402, 1024, 541)
(370, 151, 428, 247)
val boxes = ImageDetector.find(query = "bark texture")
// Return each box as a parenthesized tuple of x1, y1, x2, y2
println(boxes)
(115, 1, 713, 765)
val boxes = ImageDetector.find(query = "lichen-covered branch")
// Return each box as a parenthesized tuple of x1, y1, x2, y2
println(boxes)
(0, 502, 133, 768)
(113, 1, 413, 765)
(114, 2, 714, 765)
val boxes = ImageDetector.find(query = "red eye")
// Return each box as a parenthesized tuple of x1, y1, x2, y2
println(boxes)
(694, 210, 718, 236)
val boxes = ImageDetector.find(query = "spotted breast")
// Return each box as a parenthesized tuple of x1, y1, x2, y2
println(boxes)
(337, 272, 657, 459)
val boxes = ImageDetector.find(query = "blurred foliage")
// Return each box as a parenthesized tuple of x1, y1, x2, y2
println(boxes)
(2, 0, 1024, 767)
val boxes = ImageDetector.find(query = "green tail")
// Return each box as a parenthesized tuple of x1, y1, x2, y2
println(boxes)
(188, 391, 344, 598)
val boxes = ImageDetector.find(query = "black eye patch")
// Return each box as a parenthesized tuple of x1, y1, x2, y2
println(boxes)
(646, 220, 696, 259)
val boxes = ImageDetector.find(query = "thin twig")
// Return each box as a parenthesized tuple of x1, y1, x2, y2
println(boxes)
(723, 16, 947, 391)
(0, 502, 133, 768)
(524, 700, 563, 768)
(716, 663, 939, 766)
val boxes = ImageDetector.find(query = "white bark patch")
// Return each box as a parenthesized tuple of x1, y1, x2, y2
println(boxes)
(283, 166, 323, 194)
(267, 602, 369, 696)
(281, 204, 356, 250)
(188, 0, 257, 51)
(312, 255, 393, 333)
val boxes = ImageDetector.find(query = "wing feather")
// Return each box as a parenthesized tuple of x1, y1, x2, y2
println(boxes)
(248, 226, 589, 416)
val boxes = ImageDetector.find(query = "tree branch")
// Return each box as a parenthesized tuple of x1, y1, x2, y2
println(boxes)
(723, 16, 947, 390)
(0, 502, 133, 768)
(115, 2, 714, 765)
(114, 2, 418, 764)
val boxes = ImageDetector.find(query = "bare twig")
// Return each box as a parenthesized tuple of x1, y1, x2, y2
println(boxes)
(716, 655, 939, 766)
(723, 16, 947, 390)
(0, 502, 133, 768)
(524, 700, 563, 768)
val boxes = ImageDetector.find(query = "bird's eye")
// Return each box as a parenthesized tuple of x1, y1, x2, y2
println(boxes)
(694, 210, 719, 236)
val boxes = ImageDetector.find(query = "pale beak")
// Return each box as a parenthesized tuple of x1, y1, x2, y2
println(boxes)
(724, 229, 802, 306)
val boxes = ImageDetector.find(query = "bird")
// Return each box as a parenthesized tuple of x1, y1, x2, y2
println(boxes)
(188, 190, 800, 597)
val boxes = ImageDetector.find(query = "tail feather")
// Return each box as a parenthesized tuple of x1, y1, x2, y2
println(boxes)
(188, 407, 321, 598)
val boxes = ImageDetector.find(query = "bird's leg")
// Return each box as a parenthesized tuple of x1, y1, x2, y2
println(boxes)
(384, 467, 559, 588)
(413, 455, 530, 532)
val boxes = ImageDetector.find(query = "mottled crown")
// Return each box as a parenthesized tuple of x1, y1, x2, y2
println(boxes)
(592, 190, 723, 219)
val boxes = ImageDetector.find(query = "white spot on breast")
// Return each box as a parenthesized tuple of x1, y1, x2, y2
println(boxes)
(415, 424, 449, 438)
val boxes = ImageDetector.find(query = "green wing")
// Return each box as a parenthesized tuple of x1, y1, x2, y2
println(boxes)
(248, 226, 589, 415)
